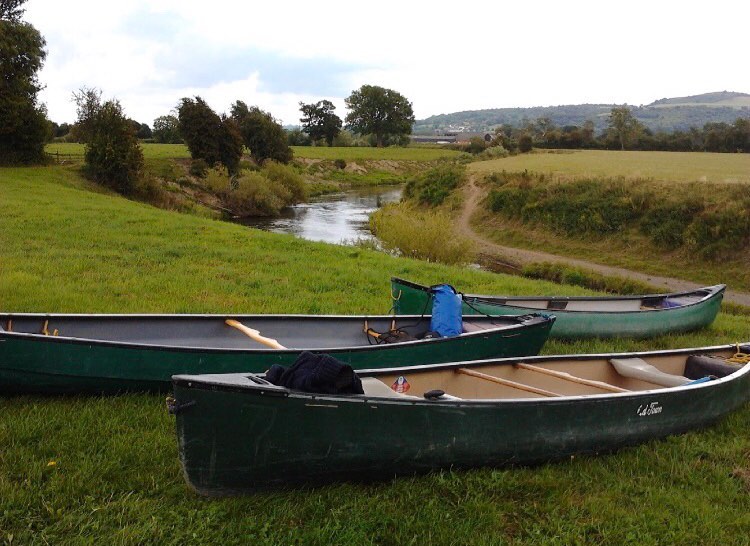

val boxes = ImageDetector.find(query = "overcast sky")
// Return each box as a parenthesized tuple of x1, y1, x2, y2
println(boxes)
(26, 0, 749, 126)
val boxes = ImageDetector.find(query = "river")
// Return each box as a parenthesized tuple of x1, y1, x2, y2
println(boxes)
(236, 186, 402, 244)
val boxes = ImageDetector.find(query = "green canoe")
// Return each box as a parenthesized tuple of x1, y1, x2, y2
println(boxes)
(171, 342, 750, 494)
(0, 312, 554, 394)
(391, 277, 725, 339)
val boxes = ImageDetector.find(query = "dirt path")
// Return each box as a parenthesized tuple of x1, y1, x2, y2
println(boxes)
(458, 176, 750, 307)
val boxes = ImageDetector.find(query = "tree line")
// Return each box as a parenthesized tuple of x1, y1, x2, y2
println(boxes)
(477, 108, 750, 154)
(0, 0, 417, 201)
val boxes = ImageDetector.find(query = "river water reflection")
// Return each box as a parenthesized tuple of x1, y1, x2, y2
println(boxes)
(236, 186, 402, 244)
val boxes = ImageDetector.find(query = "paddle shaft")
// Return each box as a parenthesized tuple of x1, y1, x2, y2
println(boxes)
(456, 367, 561, 397)
(225, 320, 287, 350)
(515, 363, 630, 393)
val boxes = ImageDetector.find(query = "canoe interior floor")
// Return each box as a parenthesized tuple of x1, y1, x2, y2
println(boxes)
(370, 351, 739, 400)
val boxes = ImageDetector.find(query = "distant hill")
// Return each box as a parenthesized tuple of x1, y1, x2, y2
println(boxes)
(414, 92, 750, 134)
(649, 91, 750, 108)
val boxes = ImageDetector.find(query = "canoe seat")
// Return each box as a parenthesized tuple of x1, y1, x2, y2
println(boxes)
(610, 358, 691, 387)
(463, 321, 490, 333)
(565, 300, 642, 311)
(360, 378, 419, 399)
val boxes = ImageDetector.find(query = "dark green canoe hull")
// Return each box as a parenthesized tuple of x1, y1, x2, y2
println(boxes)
(392, 278, 725, 339)
(0, 314, 553, 395)
(172, 347, 750, 495)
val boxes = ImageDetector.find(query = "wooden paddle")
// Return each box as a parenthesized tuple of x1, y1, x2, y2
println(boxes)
(225, 319, 287, 350)
(456, 367, 562, 397)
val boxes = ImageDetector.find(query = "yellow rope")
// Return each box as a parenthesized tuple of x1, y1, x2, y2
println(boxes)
(391, 289, 402, 301)
(727, 343, 750, 364)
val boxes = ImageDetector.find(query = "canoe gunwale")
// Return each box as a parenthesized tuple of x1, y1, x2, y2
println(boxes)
(0, 313, 554, 354)
(172, 341, 750, 405)
(391, 277, 726, 315)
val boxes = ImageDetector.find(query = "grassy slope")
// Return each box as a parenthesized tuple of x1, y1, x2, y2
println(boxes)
(469, 150, 750, 184)
(1, 166, 749, 544)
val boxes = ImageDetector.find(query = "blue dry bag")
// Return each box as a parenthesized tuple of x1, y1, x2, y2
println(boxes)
(430, 284, 463, 337)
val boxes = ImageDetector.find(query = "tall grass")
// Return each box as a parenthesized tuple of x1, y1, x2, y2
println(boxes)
(485, 171, 750, 259)
(370, 202, 474, 265)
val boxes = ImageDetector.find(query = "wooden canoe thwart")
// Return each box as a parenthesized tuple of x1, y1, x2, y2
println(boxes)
(0, 312, 554, 394)
(171, 343, 750, 495)
(391, 277, 725, 339)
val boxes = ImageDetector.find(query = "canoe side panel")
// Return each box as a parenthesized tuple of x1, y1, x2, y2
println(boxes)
(0, 319, 551, 394)
(392, 280, 723, 339)
(174, 370, 750, 495)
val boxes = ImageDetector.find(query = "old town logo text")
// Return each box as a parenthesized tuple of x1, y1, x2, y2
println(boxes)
(637, 402, 663, 417)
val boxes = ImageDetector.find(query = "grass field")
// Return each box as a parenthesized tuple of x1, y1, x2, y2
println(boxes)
(291, 145, 465, 161)
(46, 142, 192, 160)
(45, 143, 464, 162)
(469, 150, 750, 184)
(2, 165, 750, 544)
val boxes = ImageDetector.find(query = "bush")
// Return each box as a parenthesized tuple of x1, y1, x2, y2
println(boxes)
(203, 166, 231, 193)
(518, 134, 533, 153)
(478, 146, 509, 160)
(189, 159, 209, 178)
(225, 172, 290, 216)
(485, 171, 750, 261)
(262, 161, 307, 203)
(404, 163, 465, 206)
(640, 199, 703, 247)
(370, 203, 473, 264)
(82, 100, 144, 195)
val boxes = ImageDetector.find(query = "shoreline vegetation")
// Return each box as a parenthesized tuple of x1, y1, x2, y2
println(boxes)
(2, 155, 750, 544)
(44, 142, 464, 219)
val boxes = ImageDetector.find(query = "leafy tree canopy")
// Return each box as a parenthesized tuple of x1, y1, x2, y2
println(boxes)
(345, 85, 414, 147)
(299, 100, 342, 146)
(608, 106, 644, 150)
(231, 101, 292, 164)
(177, 97, 243, 173)
(0, 0, 49, 164)
(152, 115, 182, 143)
(74, 89, 144, 195)
(0, 0, 26, 21)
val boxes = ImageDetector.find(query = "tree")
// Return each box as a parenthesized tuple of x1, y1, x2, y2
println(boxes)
(73, 91, 144, 195)
(70, 87, 102, 142)
(0, 0, 50, 164)
(607, 106, 642, 150)
(0, 0, 26, 20)
(216, 115, 244, 174)
(286, 128, 311, 146)
(344, 85, 414, 147)
(230, 101, 292, 164)
(136, 122, 152, 140)
(177, 97, 244, 173)
(152, 115, 181, 143)
(518, 133, 533, 153)
(177, 97, 222, 165)
(299, 100, 342, 146)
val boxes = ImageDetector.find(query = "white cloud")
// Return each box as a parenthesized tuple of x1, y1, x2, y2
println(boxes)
(26, 0, 750, 125)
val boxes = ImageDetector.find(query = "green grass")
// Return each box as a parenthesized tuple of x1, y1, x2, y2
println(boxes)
(45, 143, 463, 163)
(46, 142, 192, 160)
(291, 145, 466, 161)
(1, 165, 750, 544)
(469, 150, 750, 184)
